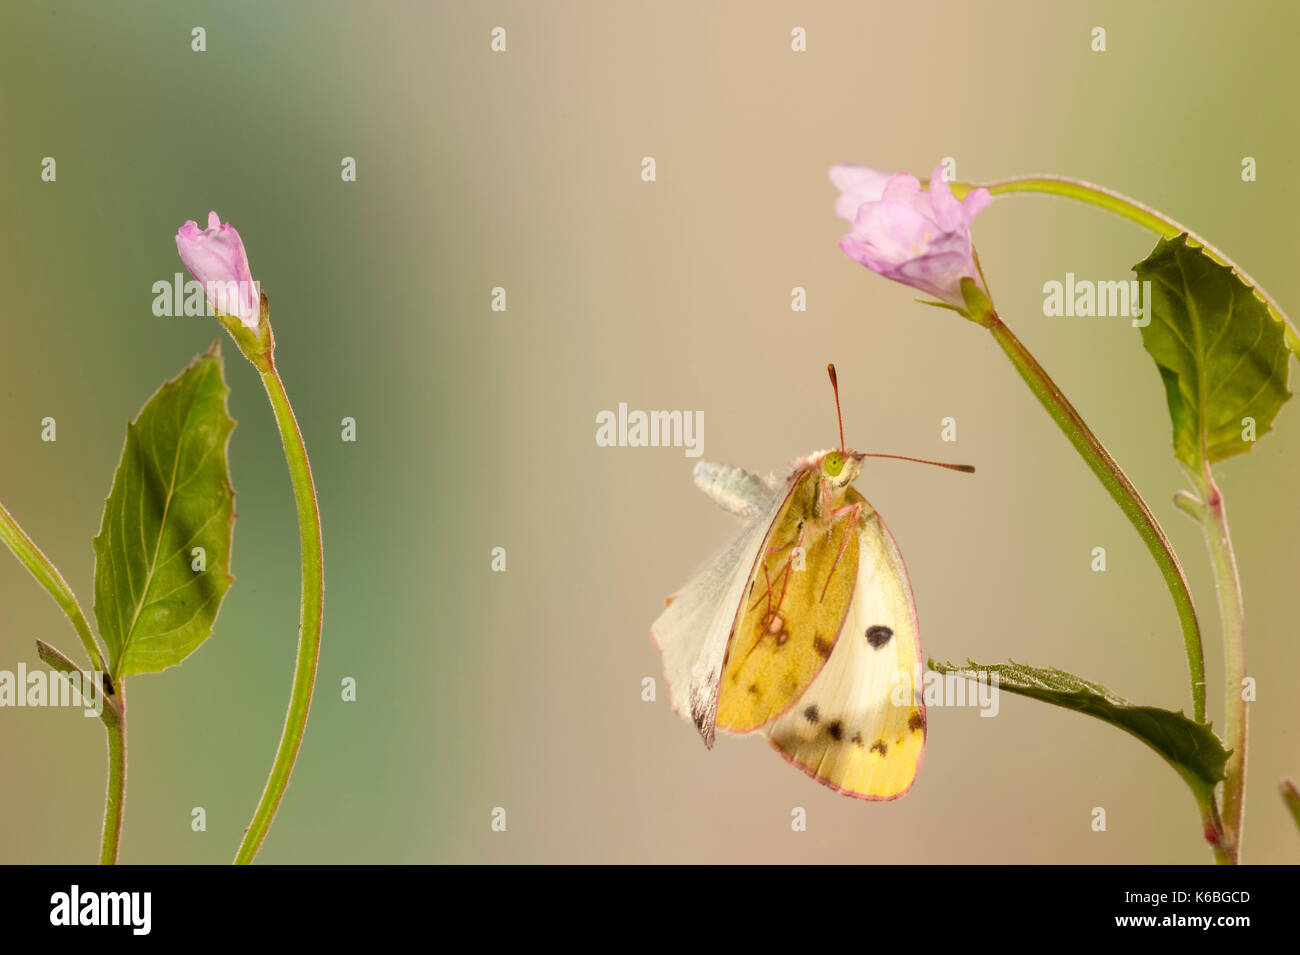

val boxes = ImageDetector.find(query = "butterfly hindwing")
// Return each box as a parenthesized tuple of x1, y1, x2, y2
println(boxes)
(714, 471, 860, 735)
(764, 491, 927, 800)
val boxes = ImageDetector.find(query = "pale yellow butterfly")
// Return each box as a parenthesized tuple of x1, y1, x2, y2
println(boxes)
(651, 365, 973, 799)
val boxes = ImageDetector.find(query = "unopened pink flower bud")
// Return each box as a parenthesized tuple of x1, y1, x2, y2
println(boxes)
(175, 211, 260, 329)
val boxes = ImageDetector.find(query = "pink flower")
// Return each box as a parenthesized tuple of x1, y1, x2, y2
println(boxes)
(831, 164, 991, 309)
(175, 212, 260, 329)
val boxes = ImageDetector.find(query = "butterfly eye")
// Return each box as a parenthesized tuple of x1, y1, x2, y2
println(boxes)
(823, 452, 844, 477)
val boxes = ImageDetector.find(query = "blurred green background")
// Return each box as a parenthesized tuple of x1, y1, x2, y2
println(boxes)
(1, 0, 1297, 863)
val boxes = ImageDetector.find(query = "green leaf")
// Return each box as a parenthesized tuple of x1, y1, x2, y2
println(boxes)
(929, 658, 1228, 808)
(93, 342, 236, 680)
(1133, 233, 1292, 470)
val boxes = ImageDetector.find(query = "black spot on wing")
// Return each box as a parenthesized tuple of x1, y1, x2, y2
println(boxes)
(865, 625, 893, 649)
(803, 704, 819, 724)
(908, 709, 927, 733)
(870, 740, 888, 755)
(813, 635, 833, 659)
(827, 720, 843, 741)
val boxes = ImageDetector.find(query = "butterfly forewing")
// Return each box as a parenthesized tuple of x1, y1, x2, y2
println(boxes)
(651, 471, 802, 747)
(714, 471, 860, 734)
(764, 492, 927, 800)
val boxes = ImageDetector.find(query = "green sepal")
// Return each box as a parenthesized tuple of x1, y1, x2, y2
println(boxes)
(217, 292, 275, 372)
(959, 277, 995, 326)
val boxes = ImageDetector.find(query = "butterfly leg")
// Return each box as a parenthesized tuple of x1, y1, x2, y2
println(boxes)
(757, 555, 777, 618)
(770, 535, 800, 627)
(762, 543, 795, 609)
(751, 544, 783, 614)
(751, 534, 803, 640)
(818, 501, 863, 602)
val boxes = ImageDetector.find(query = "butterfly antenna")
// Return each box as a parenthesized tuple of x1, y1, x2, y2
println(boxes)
(827, 363, 845, 453)
(860, 452, 975, 474)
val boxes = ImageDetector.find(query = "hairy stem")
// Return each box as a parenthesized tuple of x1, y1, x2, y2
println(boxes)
(35, 638, 126, 863)
(233, 363, 324, 864)
(1199, 801, 1231, 865)
(100, 680, 127, 865)
(979, 312, 1207, 723)
(1197, 475, 1247, 863)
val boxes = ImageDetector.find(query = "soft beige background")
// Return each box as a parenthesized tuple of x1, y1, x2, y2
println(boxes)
(1, 0, 1297, 863)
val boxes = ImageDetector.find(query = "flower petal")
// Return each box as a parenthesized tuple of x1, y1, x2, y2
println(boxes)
(879, 171, 926, 210)
(850, 199, 939, 262)
(925, 166, 966, 232)
(962, 186, 993, 219)
(830, 163, 896, 222)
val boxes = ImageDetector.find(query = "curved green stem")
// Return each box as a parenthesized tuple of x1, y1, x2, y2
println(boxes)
(949, 172, 1277, 861)
(233, 363, 324, 864)
(0, 501, 107, 673)
(978, 311, 1207, 723)
(951, 174, 1300, 351)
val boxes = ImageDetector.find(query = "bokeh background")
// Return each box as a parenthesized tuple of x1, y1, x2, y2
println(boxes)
(1, 0, 1297, 864)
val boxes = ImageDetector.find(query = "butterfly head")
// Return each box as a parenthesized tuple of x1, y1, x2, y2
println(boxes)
(818, 448, 865, 489)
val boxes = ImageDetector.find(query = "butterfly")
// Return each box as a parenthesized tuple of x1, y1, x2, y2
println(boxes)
(650, 365, 972, 800)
